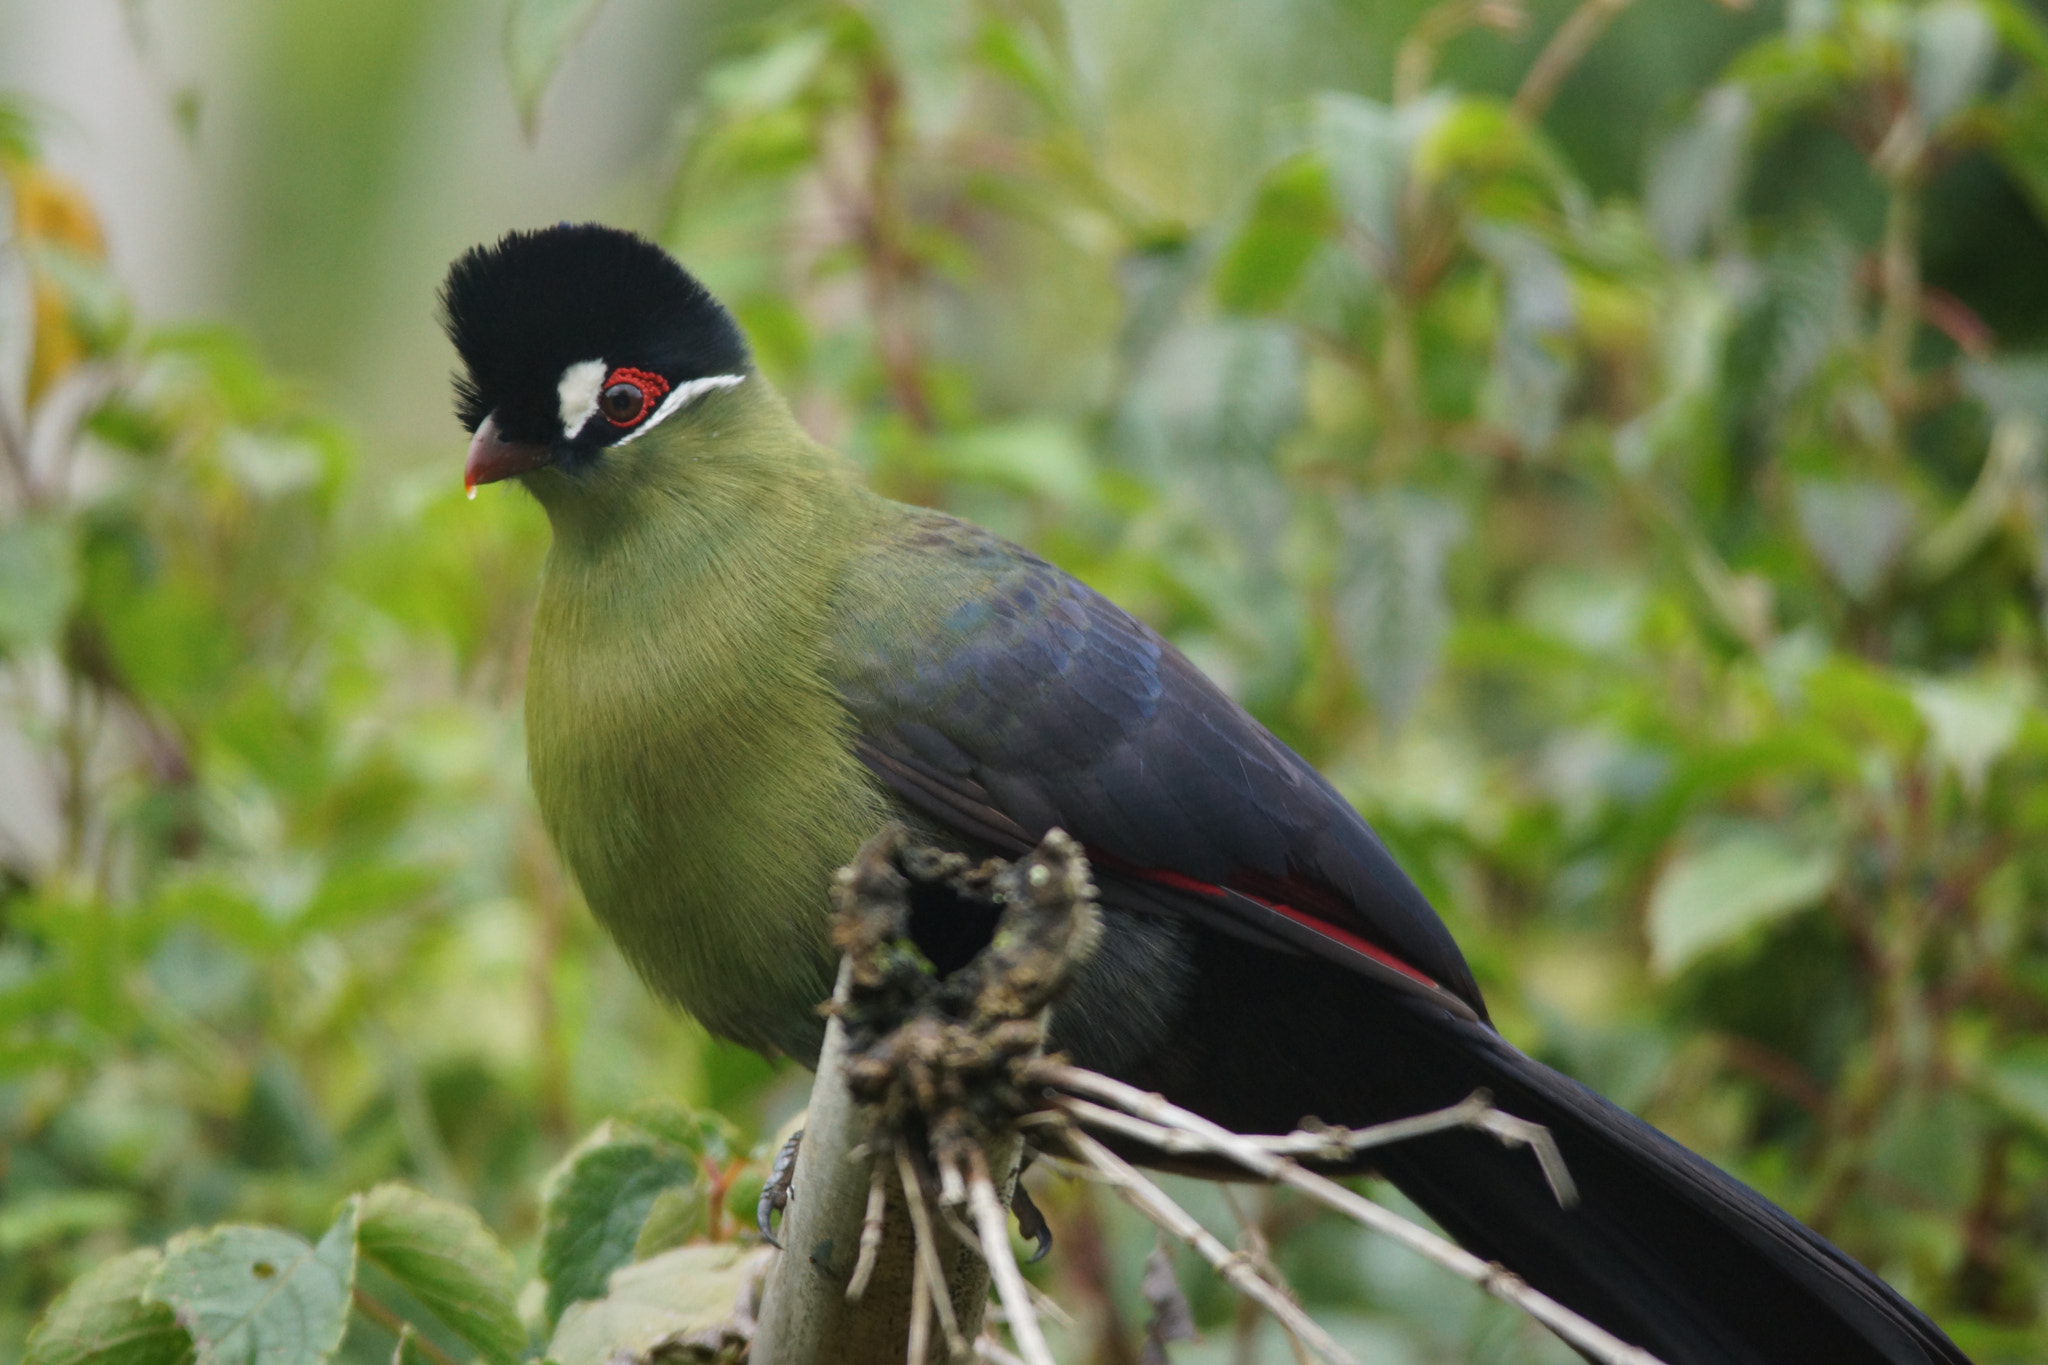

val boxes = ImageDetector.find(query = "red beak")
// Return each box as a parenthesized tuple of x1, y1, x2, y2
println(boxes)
(464, 414, 553, 496)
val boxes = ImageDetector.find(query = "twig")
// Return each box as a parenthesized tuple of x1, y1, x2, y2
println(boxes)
(1221, 1189, 1315, 1365)
(1057, 1126, 1359, 1365)
(1053, 1085, 1577, 1207)
(973, 1336, 1027, 1365)
(1035, 1066, 1666, 1365)
(1513, 0, 1635, 122)
(0, 395, 32, 506)
(350, 1290, 461, 1365)
(896, 1146, 968, 1360)
(960, 1144, 1056, 1365)
(847, 1153, 892, 1302)
(907, 1247, 933, 1365)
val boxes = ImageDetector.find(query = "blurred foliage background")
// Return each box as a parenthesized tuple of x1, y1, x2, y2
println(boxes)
(7, 0, 2048, 1361)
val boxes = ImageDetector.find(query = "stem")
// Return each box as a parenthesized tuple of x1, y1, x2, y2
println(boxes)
(963, 1144, 1055, 1365)
(1039, 1067, 1666, 1365)
(1376, 296, 1423, 477)
(1395, 0, 1527, 108)
(1058, 1127, 1359, 1365)
(752, 965, 1004, 1364)
(1513, 0, 1636, 122)
(351, 1291, 461, 1365)
(0, 396, 32, 507)
(1876, 173, 1923, 416)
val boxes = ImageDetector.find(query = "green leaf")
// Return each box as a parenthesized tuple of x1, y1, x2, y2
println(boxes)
(544, 1245, 754, 1365)
(504, 0, 610, 133)
(26, 1249, 195, 1365)
(934, 420, 1094, 504)
(1793, 478, 1918, 601)
(1647, 85, 1753, 259)
(0, 1189, 138, 1254)
(1310, 93, 1420, 271)
(703, 29, 832, 113)
(1983, 1040, 2048, 1136)
(1647, 827, 1839, 975)
(1118, 321, 1302, 474)
(144, 1207, 356, 1365)
(0, 517, 77, 655)
(1962, 354, 2048, 424)
(1466, 221, 1574, 451)
(354, 1185, 526, 1365)
(1215, 153, 1337, 313)
(1334, 492, 1465, 728)
(1914, 0, 1997, 126)
(629, 1188, 704, 1261)
(1910, 672, 2032, 797)
(539, 1121, 701, 1326)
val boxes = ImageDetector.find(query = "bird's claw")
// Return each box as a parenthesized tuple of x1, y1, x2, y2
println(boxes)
(1013, 1174, 1052, 1262)
(758, 1128, 802, 1248)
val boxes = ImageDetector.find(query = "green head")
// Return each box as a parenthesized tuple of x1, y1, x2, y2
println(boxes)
(439, 224, 796, 532)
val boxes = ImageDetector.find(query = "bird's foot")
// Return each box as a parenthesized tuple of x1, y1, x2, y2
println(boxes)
(758, 1128, 802, 1247)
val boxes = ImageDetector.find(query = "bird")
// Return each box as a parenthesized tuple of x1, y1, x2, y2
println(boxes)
(441, 222, 1970, 1365)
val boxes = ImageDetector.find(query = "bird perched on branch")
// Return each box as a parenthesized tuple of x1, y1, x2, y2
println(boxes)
(442, 223, 1968, 1365)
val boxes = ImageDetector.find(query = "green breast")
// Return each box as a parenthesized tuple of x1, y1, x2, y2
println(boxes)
(524, 521, 890, 1063)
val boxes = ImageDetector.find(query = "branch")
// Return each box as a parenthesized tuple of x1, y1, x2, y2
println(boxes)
(753, 826, 1100, 1363)
(1032, 1066, 1668, 1365)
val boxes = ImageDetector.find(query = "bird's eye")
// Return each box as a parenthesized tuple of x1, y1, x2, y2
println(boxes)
(599, 382, 646, 425)
(595, 367, 671, 429)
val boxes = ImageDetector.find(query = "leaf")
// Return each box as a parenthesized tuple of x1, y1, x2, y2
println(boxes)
(26, 1249, 195, 1365)
(504, 0, 610, 133)
(1759, 224, 1860, 404)
(629, 1188, 704, 1261)
(1215, 153, 1338, 313)
(1310, 93, 1429, 274)
(1910, 672, 2031, 797)
(0, 1189, 138, 1254)
(1914, 0, 1997, 127)
(1983, 1040, 2048, 1136)
(703, 29, 832, 113)
(1793, 478, 1918, 601)
(354, 1185, 527, 1365)
(935, 420, 1095, 504)
(1466, 221, 1574, 451)
(0, 517, 77, 655)
(1117, 321, 1302, 474)
(1982, 0, 2048, 73)
(1334, 491, 1465, 728)
(539, 1120, 702, 1325)
(1962, 355, 2048, 424)
(1647, 84, 1754, 259)
(144, 1207, 356, 1365)
(1647, 827, 1839, 975)
(543, 1245, 753, 1365)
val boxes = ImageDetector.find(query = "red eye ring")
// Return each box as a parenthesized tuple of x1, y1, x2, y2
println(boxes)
(598, 367, 671, 427)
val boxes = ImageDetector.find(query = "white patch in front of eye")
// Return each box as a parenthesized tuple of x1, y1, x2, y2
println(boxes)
(557, 358, 607, 437)
(610, 373, 747, 448)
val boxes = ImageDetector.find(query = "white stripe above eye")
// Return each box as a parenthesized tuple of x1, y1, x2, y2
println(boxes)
(557, 358, 606, 438)
(610, 372, 746, 448)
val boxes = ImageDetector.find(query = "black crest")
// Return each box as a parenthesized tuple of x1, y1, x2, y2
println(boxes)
(439, 223, 748, 442)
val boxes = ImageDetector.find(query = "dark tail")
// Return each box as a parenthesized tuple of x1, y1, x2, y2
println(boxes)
(1372, 1024, 1969, 1365)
